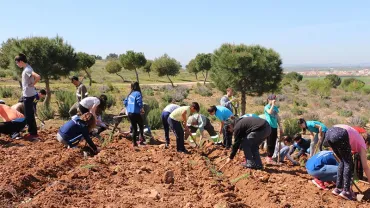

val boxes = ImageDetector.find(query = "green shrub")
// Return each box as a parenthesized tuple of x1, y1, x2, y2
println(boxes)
(283, 118, 301, 136)
(253, 97, 265, 106)
(147, 108, 162, 130)
(324, 74, 341, 88)
(0, 71, 6, 78)
(325, 117, 339, 128)
(341, 78, 365, 91)
(347, 116, 368, 127)
(0, 86, 13, 98)
(55, 91, 75, 119)
(106, 94, 116, 109)
(291, 107, 305, 116)
(361, 86, 370, 95)
(293, 98, 308, 107)
(340, 95, 352, 102)
(37, 104, 55, 120)
(142, 86, 154, 96)
(199, 105, 210, 117)
(107, 82, 115, 92)
(146, 97, 159, 111)
(338, 109, 352, 117)
(194, 85, 213, 97)
(292, 83, 299, 92)
(303, 112, 320, 121)
(308, 80, 331, 98)
(161, 85, 189, 102)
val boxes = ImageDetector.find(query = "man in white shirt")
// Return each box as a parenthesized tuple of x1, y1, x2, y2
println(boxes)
(15, 53, 40, 140)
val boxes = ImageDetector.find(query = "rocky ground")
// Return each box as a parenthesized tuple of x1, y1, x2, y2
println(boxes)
(0, 128, 369, 208)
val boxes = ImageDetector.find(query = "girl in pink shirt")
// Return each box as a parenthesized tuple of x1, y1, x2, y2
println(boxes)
(324, 124, 370, 200)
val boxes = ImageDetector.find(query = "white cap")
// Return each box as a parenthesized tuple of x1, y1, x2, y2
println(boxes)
(0, 100, 5, 104)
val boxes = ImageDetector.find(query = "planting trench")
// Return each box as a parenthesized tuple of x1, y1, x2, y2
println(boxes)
(0, 128, 369, 207)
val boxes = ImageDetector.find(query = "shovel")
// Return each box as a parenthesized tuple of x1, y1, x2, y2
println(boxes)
(352, 180, 364, 202)
(36, 117, 45, 129)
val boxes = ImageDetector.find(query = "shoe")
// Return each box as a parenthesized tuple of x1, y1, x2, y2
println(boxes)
(241, 163, 263, 170)
(177, 149, 190, 154)
(11, 132, 20, 139)
(339, 191, 355, 200)
(312, 179, 328, 190)
(23, 134, 39, 142)
(332, 188, 342, 196)
(165, 143, 170, 149)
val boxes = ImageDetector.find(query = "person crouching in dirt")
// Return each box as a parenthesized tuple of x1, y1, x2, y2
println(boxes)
(289, 133, 311, 159)
(223, 116, 271, 170)
(272, 136, 299, 165)
(0, 101, 27, 139)
(207, 105, 233, 149)
(186, 112, 219, 144)
(324, 124, 370, 200)
(297, 118, 328, 156)
(161, 101, 180, 148)
(167, 102, 200, 153)
(57, 112, 100, 154)
(306, 150, 338, 190)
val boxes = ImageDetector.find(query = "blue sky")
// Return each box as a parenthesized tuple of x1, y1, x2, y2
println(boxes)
(1, 0, 370, 66)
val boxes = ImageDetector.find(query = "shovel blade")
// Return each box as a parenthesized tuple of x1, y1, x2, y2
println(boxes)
(356, 194, 364, 202)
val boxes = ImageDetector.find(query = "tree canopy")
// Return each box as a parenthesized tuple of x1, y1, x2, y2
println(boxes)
(119, 50, 147, 83)
(151, 54, 181, 87)
(211, 43, 283, 114)
(0, 36, 79, 105)
(77, 52, 96, 86)
(324, 74, 341, 88)
(142, 60, 152, 77)
(105, 60, 124, 82)
(186, 58, 199, 80)
(106, 53, 118, 60)
(282, 72, 303, 85)
(195, 53, 212, 84)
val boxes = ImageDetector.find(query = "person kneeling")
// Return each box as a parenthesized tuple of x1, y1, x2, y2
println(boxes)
(0, 101, 27, 139)
(272, 136, 299, 165)
(57, 113, 99, 154)
(306, 150, 338, 190)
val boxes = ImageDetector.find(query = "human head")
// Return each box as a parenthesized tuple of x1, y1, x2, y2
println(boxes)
(352, 126, 368, 140)
(283, 136, 293, 145)
(207, 105, 217, 116)
(293, 133, 302, 143)
(71, 76, 80, 87)
(226, 88, 233, 97)
(131, 82, 141, 92)
(98, 94, 108, 111)
(15, 53, 28, 68)
(190, 102, 200, 113)
(80, 112, 96, 132)
(297, 118, 307, 134)
(39, 89, 46, 99)
(267, 94, 277, 104)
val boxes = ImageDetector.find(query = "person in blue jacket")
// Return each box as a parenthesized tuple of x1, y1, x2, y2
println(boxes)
(57, 112, 99, 154)
(124, 82, 145, 147)
(207, 105, 233, 148)
(306, 151, 338, 190)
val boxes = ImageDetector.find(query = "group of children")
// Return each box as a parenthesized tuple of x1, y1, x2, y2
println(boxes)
(1, 53, 370, 201)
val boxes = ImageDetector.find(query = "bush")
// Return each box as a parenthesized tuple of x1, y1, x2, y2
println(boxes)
(254, 110, 263, 115)
(276, 94, 287, 102)
(55, 91, 75, 119)
(161, 85, 189, 102)
(303, 112, 320, 121)
(194, 85, 213, 97)
(142, 86, 154, 96)
(308, 80, 331, 98)
(0, 86, 13, 98)
(340, 95, 352, 102)
(280, 112, 293, 121)
(107, 82, 115, 92)
(293, 98, 308, 107)
(0, 71, 6, 77)
(37, 104, 55, 120)
(348, 116, 368, 127)
(341, 78, 365, 91)
(147, 108, 162, 130)
(325, 117, 339, 128)
(291, 107, 305, 116)
(199, 105, 210, 117)
(325, 74, 341, 88)
(361, 86, 370, 95)
(146, 97, 159, 111)
(338, 109, 352, 117)
(283, 118, 301, 136)
(253, 97, 265, 106)
(281, 72, 303, 85)
(106, 94, 116, 109)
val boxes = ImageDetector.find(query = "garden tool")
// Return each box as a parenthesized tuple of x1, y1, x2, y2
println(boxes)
(108, 114, 126, 141)
(36, 117, 45, 129)
(352, 179, 364, 202)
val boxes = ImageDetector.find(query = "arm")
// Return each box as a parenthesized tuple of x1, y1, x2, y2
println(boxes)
(182, 110, 189, 131)
(136, 93, 143, 109)
(285, 152, 299, 165)
(359, 148, 370, 183)
(277, 114, 283, 134)
(230, 129, 241, 159)
(219, 121, 224, 135)
(32, 72, 41, 86)
(266, 102, 275, 115)
(83, 129, 98, 152)
(288, 145, 296, 155)
(80, 86, 88, 100)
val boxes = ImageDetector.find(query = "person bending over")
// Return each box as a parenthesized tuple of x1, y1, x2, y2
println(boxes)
(207, 105, 233, 148)
(289, 133, 311, 159)
(0, 102, 26, 139)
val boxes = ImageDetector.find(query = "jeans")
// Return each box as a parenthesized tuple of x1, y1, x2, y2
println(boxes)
(0, 119, 26, 135)
(242, 123, 271, 167)
(128, 113, 144, 145)
(307, 165, 338, 182)
(23, 96, 37, 135)
(167, 117, 186, 151)
(161, 111, 171, 144)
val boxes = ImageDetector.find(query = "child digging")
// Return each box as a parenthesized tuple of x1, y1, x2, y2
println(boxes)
(272, 136, 299, 165)
(297, 118, 328, 156)
(290, 133, 311, 159)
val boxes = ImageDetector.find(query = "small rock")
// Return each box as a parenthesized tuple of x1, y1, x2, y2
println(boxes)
(159, 144, 166, 149)
(179, 186, 185, 191)
(184, 202, 193, 208)
(163, 170, 175, 184)
(148, 189, 160, 200)
(136, 170, 142, 174)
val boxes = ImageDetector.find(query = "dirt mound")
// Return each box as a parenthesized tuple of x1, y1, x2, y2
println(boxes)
(0, 129, 369, 207)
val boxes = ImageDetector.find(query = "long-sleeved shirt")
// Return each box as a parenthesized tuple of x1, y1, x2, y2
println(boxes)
(230, 117, 268, 159)
(220, 95, 233, 112)
(186, 113, 207, 132)
(124, 91, 143, 114)
(58, 115, 97, 151)
(76, 83, 88, 102)
(289, 138, 311, 157)
(306, 151, 338, 171)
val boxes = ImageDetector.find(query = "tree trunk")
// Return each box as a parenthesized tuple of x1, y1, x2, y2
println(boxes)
(83, 69, 93, 86)
(167, 75, 174, 87)
(44, 78, 51, 106)
(134, 68, 139, 83)
(195, 73, 198, 80)
(203, 71, 208, 85)
(18, 80, 22, 90)
(148, 72, 150, 78)
(116, 73, 125, 82)
(241, 89, 246, 115)
(202, 71, 206, 79)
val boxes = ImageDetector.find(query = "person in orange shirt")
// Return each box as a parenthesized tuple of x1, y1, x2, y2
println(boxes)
(0, 101, 26, 139)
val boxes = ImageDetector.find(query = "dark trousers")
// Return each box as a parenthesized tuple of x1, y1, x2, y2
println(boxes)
(223, 123, 233, 148)
(167, 117, 186, 151)
(326, 127, 353, 192)
(78, 104, 89, 114)
(189, 118, 217, 137)
(23, 96, 37, 135)
(128, 113, 144, 145)
(242, 123, 271, 167)
(161, 111, 171, 144)
(267, 127, 278, 157)
(0, 120, 26, 135)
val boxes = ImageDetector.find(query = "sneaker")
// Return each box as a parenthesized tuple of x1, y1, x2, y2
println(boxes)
(165, 143, 170, 149)
(339, 191, 355, 200)
(241, 163, 263, 170)
(11, 132, 20, 139)
(332, 188, 342, 196)
(312, 179, 328, 190)
(23, 134, 39, 142)
(177, 149, 190, 154)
